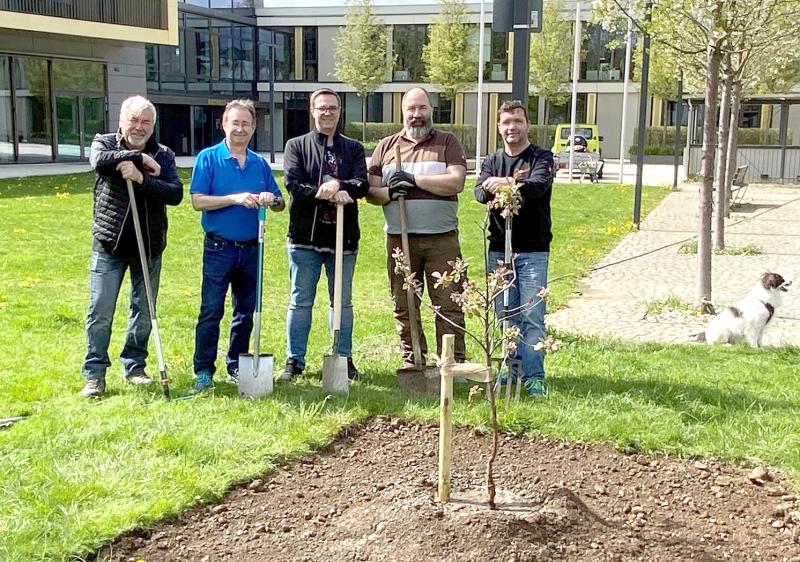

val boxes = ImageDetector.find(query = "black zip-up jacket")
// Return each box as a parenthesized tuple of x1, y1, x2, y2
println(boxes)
(474, 144, 554, 253)
(284, 130, 369, 251)
(89, 132, 183, 258)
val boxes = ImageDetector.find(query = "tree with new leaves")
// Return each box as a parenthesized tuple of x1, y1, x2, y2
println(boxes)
(334, 0, 389, 142)
(529, 0, 575, 125)
(422, 0, 478, 116)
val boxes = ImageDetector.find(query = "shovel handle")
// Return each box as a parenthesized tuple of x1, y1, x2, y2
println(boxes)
(394, 145, 424, 370)
(332, 203, 345, 345)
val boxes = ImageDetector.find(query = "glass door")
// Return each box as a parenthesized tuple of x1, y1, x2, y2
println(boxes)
(82, 95, 105, 157)
(56, 95, 81, 161)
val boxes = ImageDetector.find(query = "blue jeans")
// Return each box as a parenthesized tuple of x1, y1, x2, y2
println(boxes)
(488, 251, 549, 380)
(82, 249, 162, 381)
(286, 246, 356, 370)
(193, 237, 258, 376)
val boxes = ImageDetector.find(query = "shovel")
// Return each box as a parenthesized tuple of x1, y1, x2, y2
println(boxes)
(125, 179, 170, 400)
(322, 203, 349, 394)
(238, 204, 274, 398)
(392, 146, 439, 395)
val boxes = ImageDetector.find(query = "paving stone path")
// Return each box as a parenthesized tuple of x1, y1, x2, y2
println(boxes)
(548, 183, 800, 347)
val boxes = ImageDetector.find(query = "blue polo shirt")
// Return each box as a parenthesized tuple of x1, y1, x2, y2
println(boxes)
(190, 140, 282, 241)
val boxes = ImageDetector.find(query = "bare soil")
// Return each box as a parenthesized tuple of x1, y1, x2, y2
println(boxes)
(98, 417, 800, 562)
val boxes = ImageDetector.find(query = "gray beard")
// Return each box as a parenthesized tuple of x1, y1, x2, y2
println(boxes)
(406, 124, 432, 140)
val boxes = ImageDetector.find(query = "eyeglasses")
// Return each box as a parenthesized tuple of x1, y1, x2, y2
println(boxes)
(314, 106, 340, 114)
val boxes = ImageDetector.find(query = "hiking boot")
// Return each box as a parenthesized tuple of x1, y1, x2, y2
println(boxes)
(191, 371, 214, 394)
(125, 371, 154, 386)
(226, 368, 239, 384)
(278, 358, 303, 381)
(80, 378, 106, 398)
(347, 358, 361, 381)
(523, 376, 547, 397)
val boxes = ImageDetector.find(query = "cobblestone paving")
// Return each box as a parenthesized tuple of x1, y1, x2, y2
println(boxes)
(548, 183, 800, 347)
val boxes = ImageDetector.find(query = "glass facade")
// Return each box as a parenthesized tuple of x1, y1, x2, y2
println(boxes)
(582, 23, 633, 81)
(273, 28, 295, 81)
(393, 24, 427, 81)
(0, 55, 106, 163)
(146, 11, 259, 95)
(0, 57, 12, 162)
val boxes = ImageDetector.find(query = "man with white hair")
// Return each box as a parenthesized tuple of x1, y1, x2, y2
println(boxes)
(367, 87, 468, 369)
(80, 95, 183, 397)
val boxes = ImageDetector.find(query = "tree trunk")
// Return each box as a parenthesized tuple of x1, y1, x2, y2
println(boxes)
(697, 43, 721, 313)
(361, 95, 367, 143)
(724, 80, 742, 218)
(713, 60, 732, 251)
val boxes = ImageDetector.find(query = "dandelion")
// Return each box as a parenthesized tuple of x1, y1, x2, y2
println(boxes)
(56, 192, 70, 199)
(19, 277, 42, 288)
(13, 228, 27, 235)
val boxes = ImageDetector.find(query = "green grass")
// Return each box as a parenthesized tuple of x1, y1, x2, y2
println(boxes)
(2, 172, 798, 561)
(638, 294, 695, 317)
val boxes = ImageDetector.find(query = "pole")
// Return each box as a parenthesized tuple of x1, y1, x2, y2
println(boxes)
(672, 70, 683, 190)
(633, 0, 652, 226)
(269, 43, 276, 164)
(475, 0, 487, 170)
(618, 16, 633, 183)
(567, 1, 582, 181)
(511, 0, 532, 106)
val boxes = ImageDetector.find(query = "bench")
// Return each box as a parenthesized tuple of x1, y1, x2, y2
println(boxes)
(730, 165, 749, 207)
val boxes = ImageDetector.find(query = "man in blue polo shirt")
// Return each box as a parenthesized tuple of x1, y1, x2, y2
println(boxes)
(190, 98, 284, 393)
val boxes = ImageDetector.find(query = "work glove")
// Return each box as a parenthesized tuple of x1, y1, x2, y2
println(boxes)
(388, 182, 410, 201)
(387, 170, 416, 189)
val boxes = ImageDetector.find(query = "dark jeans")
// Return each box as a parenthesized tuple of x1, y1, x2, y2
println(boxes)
(193, 236, 257, 376)
(386, 230, 465, 365)
(82, 249, 162, 381)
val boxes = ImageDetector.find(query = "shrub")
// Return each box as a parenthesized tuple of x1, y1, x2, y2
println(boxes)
(629, 144, 683, 156)
(346, 122, 478, 154)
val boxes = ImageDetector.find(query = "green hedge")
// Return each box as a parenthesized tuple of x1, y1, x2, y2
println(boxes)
(633, 126, 688, 146)
(634, 126, 792, 147)
(629, 144, 683, 156)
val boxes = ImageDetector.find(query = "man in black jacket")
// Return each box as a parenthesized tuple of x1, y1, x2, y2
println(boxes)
(475, 100, 554, 397)
(80, 95, 183, 397)
(280, 88, 369, 381)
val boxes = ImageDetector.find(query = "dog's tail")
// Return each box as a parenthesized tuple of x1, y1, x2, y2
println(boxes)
(688, 331, 706, 343)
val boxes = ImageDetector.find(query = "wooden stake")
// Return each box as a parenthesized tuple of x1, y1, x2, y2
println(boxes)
(437, 334, 455, 503)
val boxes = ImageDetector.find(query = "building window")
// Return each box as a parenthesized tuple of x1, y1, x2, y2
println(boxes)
(430, 92, 453, 125)
(13, 57, 53, 162)
(484, 30, 509, 81)
(581, 23, 631, 81)
(186, 14, 212, 92)
(343, 92, 383, 127)
(303, 27, 318, 81)
(664, 101, 689, 127)
(393, 24, 427, 81)
(0, 56, 13, 162)
(546, 94, 587, 125)
(146, 44, 159, 89)
(233, 24, 255, 91)
(159, 25, 186, 91)
(273, 28, 295, 81)
(740, 104, 761, 128)
(258, 28, 273, 82)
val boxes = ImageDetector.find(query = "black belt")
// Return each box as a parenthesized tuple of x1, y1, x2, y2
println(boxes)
(206, 232, 258, 247)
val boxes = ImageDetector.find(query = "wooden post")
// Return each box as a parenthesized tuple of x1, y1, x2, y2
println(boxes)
(437, 334, 455, 503)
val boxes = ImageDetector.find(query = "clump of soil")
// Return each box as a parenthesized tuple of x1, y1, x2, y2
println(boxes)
(98, 417, 800, 561)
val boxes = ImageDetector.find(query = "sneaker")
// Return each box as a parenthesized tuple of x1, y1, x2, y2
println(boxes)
(80, 378, 106, 398)
(191, 371, 214, 394)
(226, 368, 239, 384)
(347, 358, 361, 381)
(523, 377, 547, 397)
(125, 371, 154, 386)
(278, 358, 303, 381)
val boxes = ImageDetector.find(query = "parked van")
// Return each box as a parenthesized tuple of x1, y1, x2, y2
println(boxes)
(551, 124, 603, 155)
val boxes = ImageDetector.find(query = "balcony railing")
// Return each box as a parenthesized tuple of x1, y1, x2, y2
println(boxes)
(0, 0, 168, 29)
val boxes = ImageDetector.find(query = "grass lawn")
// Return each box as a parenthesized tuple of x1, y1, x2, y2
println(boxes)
(1, 171, 798, 561)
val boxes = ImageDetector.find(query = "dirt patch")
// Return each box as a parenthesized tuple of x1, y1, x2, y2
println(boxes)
(98, 417, 800, 562)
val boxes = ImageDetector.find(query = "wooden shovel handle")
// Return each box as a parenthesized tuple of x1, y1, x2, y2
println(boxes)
(394, 144, 424, 370)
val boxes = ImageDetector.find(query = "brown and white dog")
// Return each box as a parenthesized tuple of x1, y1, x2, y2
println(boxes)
(700, 272, 791, 348)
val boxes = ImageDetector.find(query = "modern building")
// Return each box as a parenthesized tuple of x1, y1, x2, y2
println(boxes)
(0, 0, 273, 163)
(0, 0, 179, 163)
(2, 0, 797, 166)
